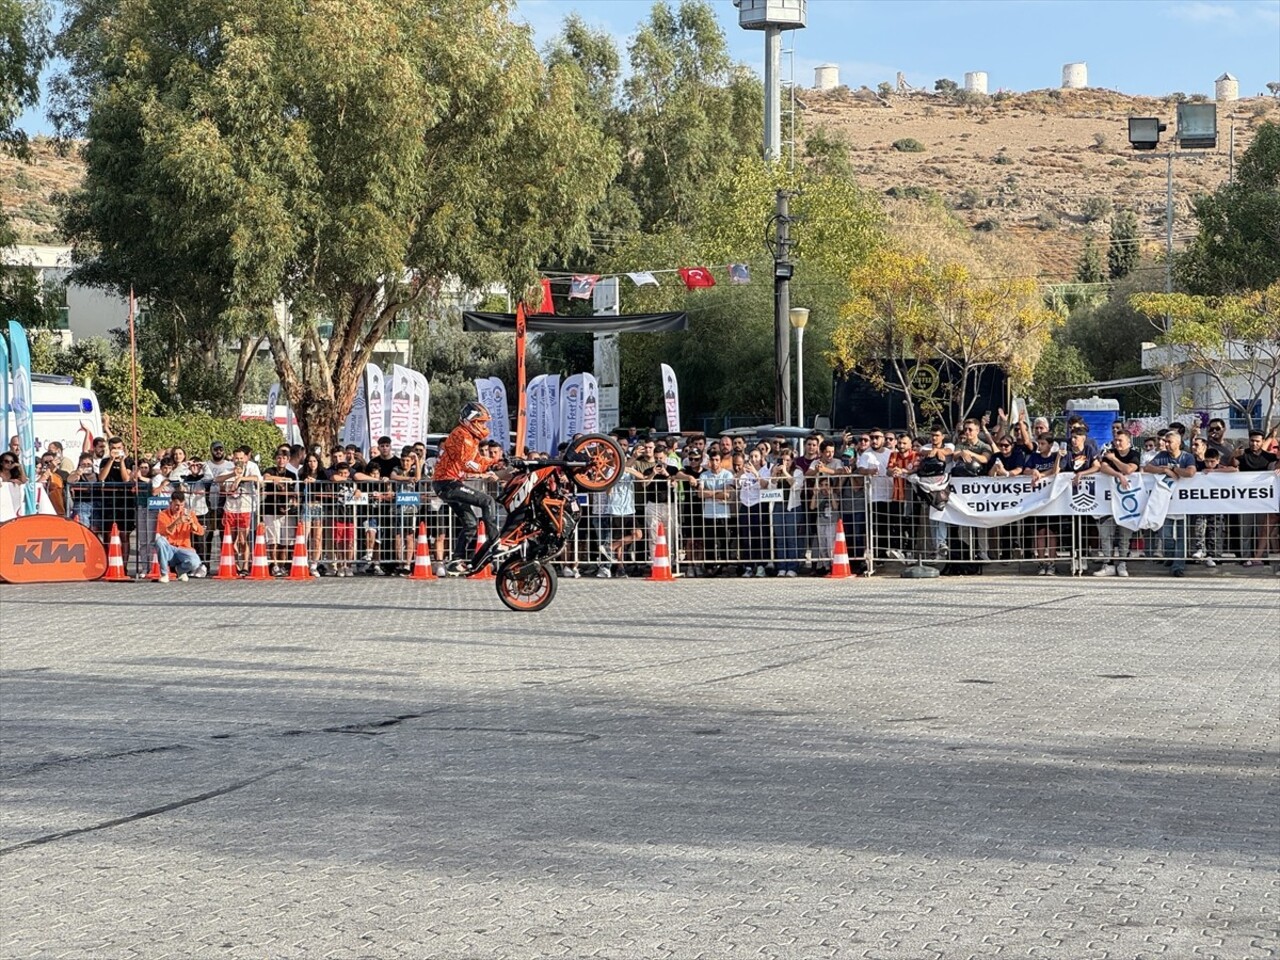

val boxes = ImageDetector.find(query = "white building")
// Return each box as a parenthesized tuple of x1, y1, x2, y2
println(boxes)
(1142, 340, 1277, 435)
(2, 244, 133, 344)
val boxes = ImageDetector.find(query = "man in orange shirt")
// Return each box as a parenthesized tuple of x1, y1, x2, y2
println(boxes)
(433, 402, 503, 573)
(155, 490, 207, 582)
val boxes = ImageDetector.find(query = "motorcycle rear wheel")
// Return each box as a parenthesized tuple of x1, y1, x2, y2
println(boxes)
(495, 558, 558, 612)
(564, 433, 624, 492)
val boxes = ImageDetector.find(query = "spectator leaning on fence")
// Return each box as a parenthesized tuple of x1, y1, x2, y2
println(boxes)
(1235, 429, 1280, 567)
(1092, 430, 1141, 578)
(221, 445, 262, 574)
(1142, 427, 1196, 577)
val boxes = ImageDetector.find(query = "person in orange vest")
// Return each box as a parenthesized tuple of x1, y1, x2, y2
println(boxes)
(432, 402, 502, 574)
(154, 490, 207, 583)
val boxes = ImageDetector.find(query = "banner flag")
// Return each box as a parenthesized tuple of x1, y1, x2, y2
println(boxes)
(678, 266, 716, 290)
(265, 383, 280, 431)
(341, 373, 369, 453)
(560, 374, 584, 446)
(0, 336, 9, 467)
(660, 363, 680, 434)
(525, 375, 545, 455)
(728, 263, 751, 284)
(543, 374, 561, 455)
(366, 364, 386, 449)
(928, 472, 1278, 529)
(582, 373, 599, 433)
(409, 370, 428, 444)
(389, 365, 415, 448)
(627, 271, 659, 287)
(486, 377, 510, 453)
(6, 321, 37, 514)
(569, 275, 599, 300)
(929, 474, 1075, 528)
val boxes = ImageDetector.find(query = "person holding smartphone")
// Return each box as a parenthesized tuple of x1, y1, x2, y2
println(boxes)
(154, 490, 207, 582)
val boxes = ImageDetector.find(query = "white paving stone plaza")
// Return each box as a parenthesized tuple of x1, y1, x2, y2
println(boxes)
(2, 575, 1277, 959)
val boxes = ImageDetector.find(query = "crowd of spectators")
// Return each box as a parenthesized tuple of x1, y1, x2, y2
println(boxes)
(4, 410, 1277, 581)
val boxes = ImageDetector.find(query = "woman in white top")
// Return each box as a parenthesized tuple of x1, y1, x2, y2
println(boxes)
(737, 448, 768, 577)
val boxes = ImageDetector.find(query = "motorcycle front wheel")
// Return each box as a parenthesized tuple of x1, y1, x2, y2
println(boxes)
(564, 433, 624, 492)
(495, 558, 558, 613)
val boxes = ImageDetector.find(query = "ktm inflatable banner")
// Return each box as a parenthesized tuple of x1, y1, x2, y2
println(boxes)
(0, 515, 108, 583)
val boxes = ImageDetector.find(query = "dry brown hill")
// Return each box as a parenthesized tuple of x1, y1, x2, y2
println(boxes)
(800, 86, 1280, 280)
(4, 88, 1278, 279)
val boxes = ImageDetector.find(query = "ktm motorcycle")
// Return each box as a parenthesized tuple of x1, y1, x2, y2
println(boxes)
(484, 433, 623, 612)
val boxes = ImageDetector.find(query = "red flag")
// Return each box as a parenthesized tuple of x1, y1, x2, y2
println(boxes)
(568, 274, 599, 299)
(515, 302, 528, 456)
(678, 267, 716, 290)
(536, 277, 554, 313)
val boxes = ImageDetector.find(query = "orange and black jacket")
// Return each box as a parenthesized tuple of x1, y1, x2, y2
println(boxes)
(432, 425, 501, 483)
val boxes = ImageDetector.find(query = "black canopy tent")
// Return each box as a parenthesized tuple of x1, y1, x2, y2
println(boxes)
(461, 311, 687, 334)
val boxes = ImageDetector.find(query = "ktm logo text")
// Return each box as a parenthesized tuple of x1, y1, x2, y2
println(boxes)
(12, 538, 87, 565)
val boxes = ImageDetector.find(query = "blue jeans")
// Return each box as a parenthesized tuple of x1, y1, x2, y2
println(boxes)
(155, 535, 202, 576)
(777, 507, 801, 573)
(1160, 518, 1187, 572)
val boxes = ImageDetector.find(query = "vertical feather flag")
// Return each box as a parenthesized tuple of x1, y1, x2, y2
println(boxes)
(6, 322, 37, 514)
(581, 373, 599, 433)
(661, 363, 681, 434)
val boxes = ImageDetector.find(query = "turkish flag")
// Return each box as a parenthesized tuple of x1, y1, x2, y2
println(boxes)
(678, 267, 716, 290)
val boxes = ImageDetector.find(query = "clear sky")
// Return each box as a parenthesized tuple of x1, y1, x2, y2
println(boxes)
(15, 0, 1280, 135)
(515, 0, 1280, 98)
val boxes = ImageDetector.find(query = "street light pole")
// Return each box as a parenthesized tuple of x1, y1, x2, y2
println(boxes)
(770, 190, 796, 426)
(789, 307, 809, 429)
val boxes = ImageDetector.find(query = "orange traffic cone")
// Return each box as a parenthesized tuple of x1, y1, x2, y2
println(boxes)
(143, 549, 162, 581)
(472, 522, 495, 580)
(647, 521, 674, 582)
(288, 521, 313, 580)
(249, 524, 272, 580)
(827, 518, 854, 579)
(105, 523, 128, 581)
(214, 529, 239, 579)
(409, 522, 436, 580)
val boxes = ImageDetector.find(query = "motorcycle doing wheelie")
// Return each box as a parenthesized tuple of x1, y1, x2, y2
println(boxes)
(471, 433, 623, 612)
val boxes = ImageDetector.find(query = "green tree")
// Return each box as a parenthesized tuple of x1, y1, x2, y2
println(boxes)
(1027, 339, 1093, 416)
(604, 159, 883, 426)
(1076, 232, 1105, 284)
(1, 0, 53, 320)
(1108, 209, 1139, 280)
(0, 0, 50, 160)
(1178, 121, 1280, 295)
(619, 0, 762, 232)
(57, 0, 618, 449)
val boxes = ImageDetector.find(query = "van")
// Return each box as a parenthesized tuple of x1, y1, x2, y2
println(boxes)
(3, 374, 103, 461)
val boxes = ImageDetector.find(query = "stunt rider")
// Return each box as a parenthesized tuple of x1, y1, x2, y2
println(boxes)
(434, 402, 504, 574)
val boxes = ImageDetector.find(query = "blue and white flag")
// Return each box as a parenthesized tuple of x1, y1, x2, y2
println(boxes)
(543, 374, 561, 455)
(560, 374, 584, 445)
(626, 271, 659, 287)
(7, 322, 38, 514)
(0, 335, 9, 463)
(475, 376, 510, 453)
(728, 263, 751, 284)
(525, 375, 546, 455)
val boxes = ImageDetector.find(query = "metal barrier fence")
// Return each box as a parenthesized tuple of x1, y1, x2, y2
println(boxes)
(55, 474, 1279, 579)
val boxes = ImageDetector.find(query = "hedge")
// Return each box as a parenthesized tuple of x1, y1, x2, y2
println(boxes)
(108, 413, 286, 459)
